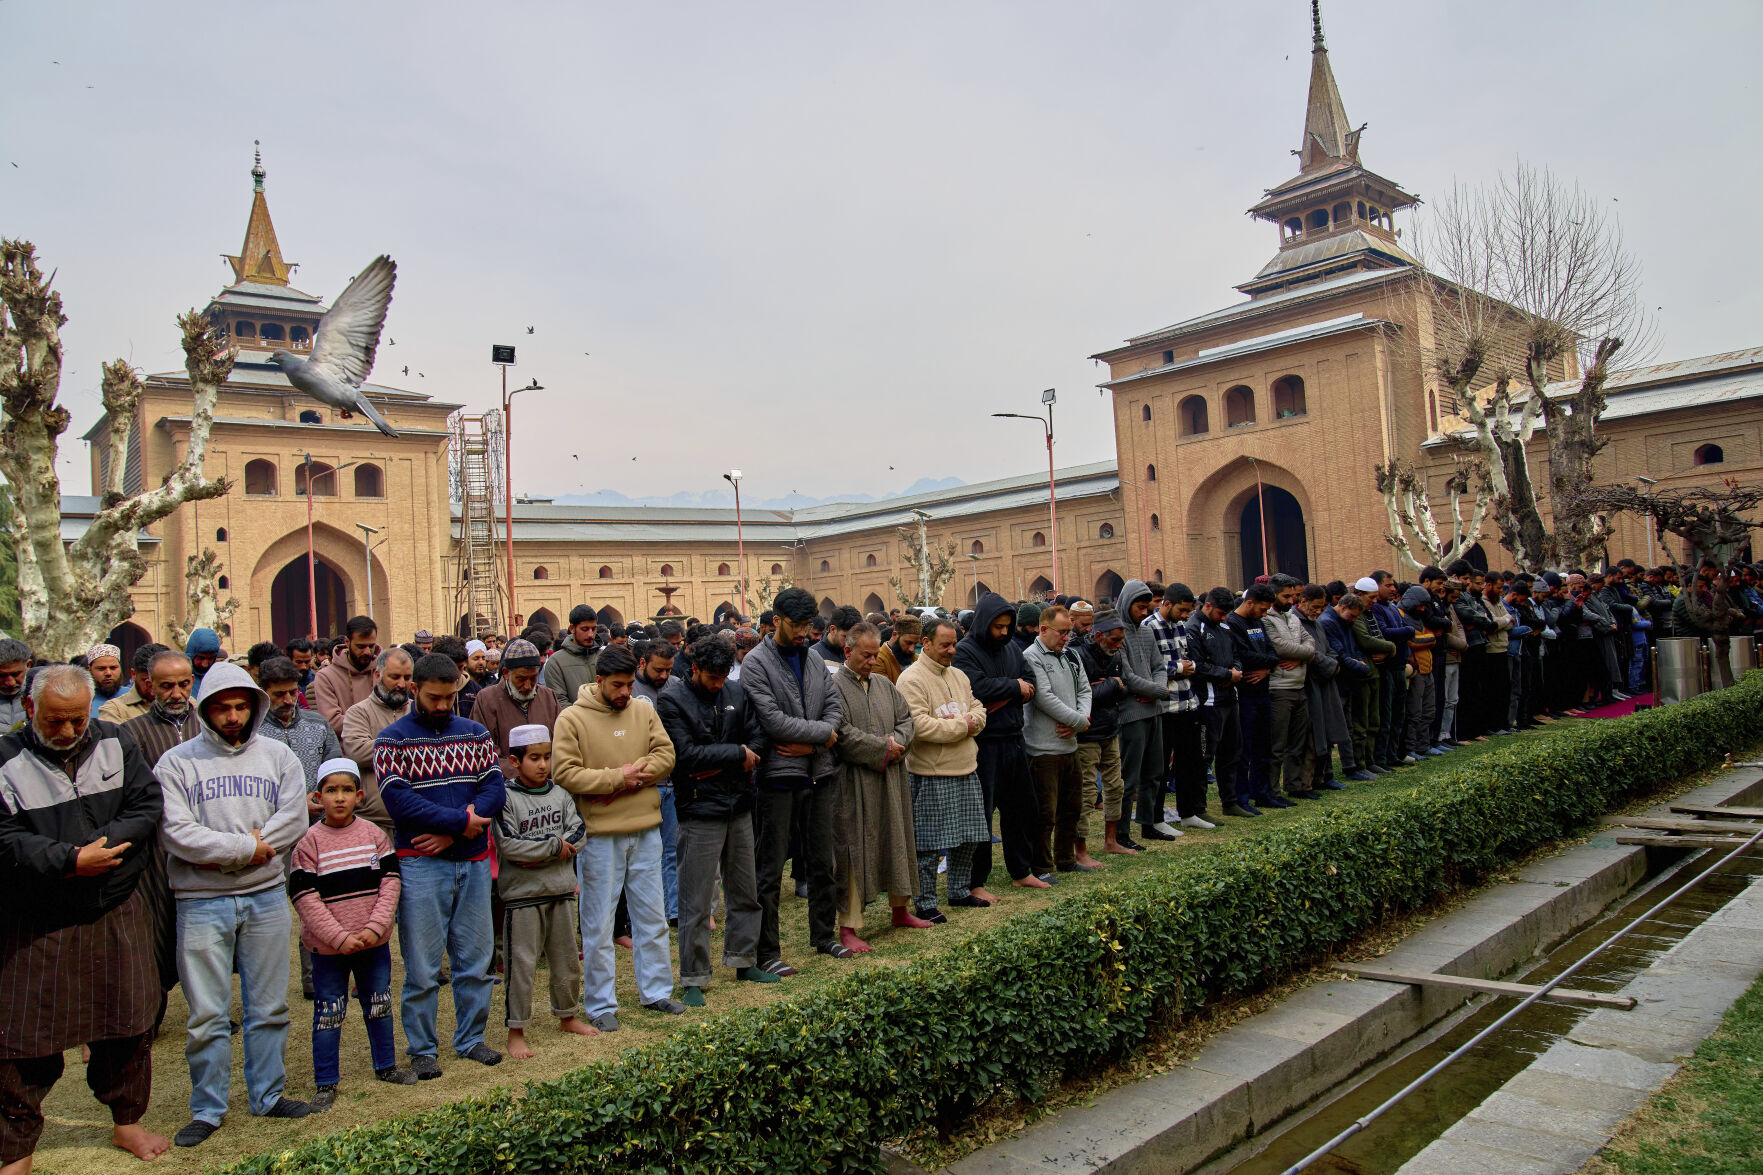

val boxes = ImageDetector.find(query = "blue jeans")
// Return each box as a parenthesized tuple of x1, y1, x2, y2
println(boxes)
(311, 944, 396, 1086)
(176, 889, 293, 1124)
(397, 856, 494, 1058)
(578, 827, 673, 1017)
(658, 784, 679, 922)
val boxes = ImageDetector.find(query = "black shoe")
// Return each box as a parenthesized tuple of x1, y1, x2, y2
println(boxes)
(1222, 803, 1260, 818)
(376, 1066, 418, 1085)
(1139, 825, 1178, 841)
(262, 1097, 311, 1119)
(1117, 833, 1146, 851)
(411, 1055, 443, 1080)
(1261, 796, 1295, 809)
(174, 1120, 220, 1148)
(950, 894, 992, 908)
(1036, 872, 1058, 885)
(1056, 861, 1097, 873)
(459, 1043, 502, 1066)
(1236, 801, 1265, 816)
(1316, 779, 1346, 791)
(914, 907, 949, 924)
(793, 881, 809, 899)
(1289, 790, 1321, 801)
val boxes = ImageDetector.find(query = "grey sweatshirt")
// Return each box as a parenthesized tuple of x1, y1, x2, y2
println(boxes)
(1261, 607, 1316, 691)
(494, 778, 587, 905)
(1116, 579, 1172, 725)
(1020, 638, 1092, 756)
(155, 662, 311, 898)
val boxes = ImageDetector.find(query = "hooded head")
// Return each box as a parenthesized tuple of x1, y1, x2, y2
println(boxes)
(1117, 579, 1152, 625)
(193, 661, 268, 752)
(185, 628, 221, 678)
(970, 592, 1017, 651)
(1401, 585, 1433, 612)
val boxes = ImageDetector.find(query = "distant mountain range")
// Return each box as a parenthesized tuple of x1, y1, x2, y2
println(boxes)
(550, 476, 964, 511)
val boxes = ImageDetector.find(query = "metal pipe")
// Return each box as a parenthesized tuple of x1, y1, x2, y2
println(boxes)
(1248, 455, 1270, 579)
(1281, 823, 1763, 1175)
(503, 364, 513, 629)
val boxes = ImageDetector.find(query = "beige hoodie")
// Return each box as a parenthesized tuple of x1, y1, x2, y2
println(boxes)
(552, 683, 677, 836)
(897, 654, 986, 778)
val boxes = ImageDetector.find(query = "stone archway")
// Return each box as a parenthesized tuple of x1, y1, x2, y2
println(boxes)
(1184, 458, 1317, 591)
(1093, 570, 1124, 607)
(270, 557, 350, 646)
(105, 622, 154, 668)
(247, 523, 388, 648)
(1237, 485, 1309, 584)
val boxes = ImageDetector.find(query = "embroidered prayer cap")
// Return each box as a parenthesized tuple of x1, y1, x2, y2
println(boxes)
(86, 643, 122, 664)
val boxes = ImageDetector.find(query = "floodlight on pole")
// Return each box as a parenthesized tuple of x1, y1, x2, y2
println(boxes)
(993, 390, 1059, 593)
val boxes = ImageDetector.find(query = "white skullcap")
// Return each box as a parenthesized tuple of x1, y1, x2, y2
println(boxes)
(1354, 577, 1380, 593)
(508, 724, 551, 748)
(466, 639, 487, 655)
(317, 757, 360, 783)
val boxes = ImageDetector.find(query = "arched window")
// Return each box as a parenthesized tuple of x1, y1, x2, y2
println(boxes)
(259, 323, 285, 341)
(1225, 385, 1256, 428)
(1180, 394, 1209, 437)
(1283, 216, 1303, 238)
(1357, 200, 1367, 219)
(819, 559, 830, 573)
(1272, 374, 1307, 419)
(298, 409, 323, 424)
(865, 553, 877, 566)
(770, 563, 783, 575)
(1032, 531, 1046, 547)
(295, 461, 337, 497)
(660, 564, 674, 577)
(1154, 569, 1164, 582)
(1694, 443, 1725, 466)
(970, 540, 984, 555)
(215, 527, 227, 543)
(235, 320, 257, 338)
(353, 463, 384, 497)
(718, 562, 731, 576)
(290, 326, 310, 346)
(1146, 464, 1157, 482)
(1332, 201, 1351, 224)
(1141, 404, 1152, 422)
(598, 565, 613, 579)
(1307, 209, 1329, 230)
(1150, 513, 1160, 531)
(217, 575, 229, 590)
(1099, 523, 1115, 539)
(244, 458, 277, 496)
(532, 566, 549, 580)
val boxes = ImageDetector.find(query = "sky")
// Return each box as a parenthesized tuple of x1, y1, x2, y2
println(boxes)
(6, 1, 1760, 504)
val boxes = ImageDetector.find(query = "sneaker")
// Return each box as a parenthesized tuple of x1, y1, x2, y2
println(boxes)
(589, 1011, 621, 1032)
(1345, 769, 1377, 781)
(375, 1066, 418, 1085)
(1423, 747, 1447, 757)
(643, 998, 687, 1015)
(1163, 805, 1182, 822)
(1222, 803, 1260, 818)
(1180, 815, 1217, 829)
(1152, 821, 1186, 837)
(262, 1097, 311, 1119)
(411, 1055, 443, 1080)
(311, 1087, 337, 1114)
(459, 1043, 502, 1066)
(174, 1120, 220, 1148)
(1139, 825, 1178, 841)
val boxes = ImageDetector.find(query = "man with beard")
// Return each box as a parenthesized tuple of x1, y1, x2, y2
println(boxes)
(313, 616, 379, 736)
(1262, 575, 1317, 802)
(286, 637, 317, 695)
(0, 665, 168, 1169)
(874, 614, 920, 683)
(465, 640, 496, 691)
(628, 640, 679, 923)
(552, 645, 683, 1026)
(374, 654, 507, 1077)
(99, 644, 164, 726)
(84, 644, 127, 719)
(157, 662, 313, 1145)
(0, 640, 30, 734)
(954, 593, 1038, 891)
(897, 616, 990, 920)
(468, 639, 560, 755)
(341, 649, 415, 836)
(541, 607, 601, 705)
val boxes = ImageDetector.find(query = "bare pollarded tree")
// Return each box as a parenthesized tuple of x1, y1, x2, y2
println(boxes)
(0, 240, 232, 660)
(1390, 163, 1650, 572)
(1568, 479, 1763, 570)
(888, 523, 958, 609)
(1375, 459, 1489, 572)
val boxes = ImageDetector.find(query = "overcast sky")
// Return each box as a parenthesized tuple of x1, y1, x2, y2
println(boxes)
(7, 1, 1759, 503)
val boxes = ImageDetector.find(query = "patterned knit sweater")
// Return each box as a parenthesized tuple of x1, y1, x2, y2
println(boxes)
(288, 817, 401, 954)
(371, 712, 506, 860)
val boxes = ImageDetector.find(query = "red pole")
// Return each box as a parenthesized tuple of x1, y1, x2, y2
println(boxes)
(1045, 417, 1059, 595)
(305, 455, 318, 638)
(734, 480, 747, 618)
(503, 366, 514, 633)
(1251, 456, 1270, 578)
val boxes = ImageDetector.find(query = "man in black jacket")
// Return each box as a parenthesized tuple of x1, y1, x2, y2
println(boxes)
(1187, 588, 1258, 818)
(954, 593, 1044, 889)
(0, 665, 169, 1167)
(1224, 585, 1284, 808)
(655, 636, 774, 1004)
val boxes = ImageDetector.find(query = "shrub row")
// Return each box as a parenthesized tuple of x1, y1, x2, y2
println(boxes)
(228, 674, 1763, 1175)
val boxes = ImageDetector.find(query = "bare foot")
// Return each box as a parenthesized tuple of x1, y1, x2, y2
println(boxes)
(891, 907, 934, 929)
(81, 1044, 92, 1064)
(708, 915, 717, 931)
(559, 1017, 599, 1038)
(1104, 840, 1141, 855)
(506, 1028, 535, 1059)
(838, 926, 872, 954)
(970, 886, 999, 904)
(614, 935, 634, 949)
(112, 1123, 170, 1161)
(1075, 853, 1106, 869)
(1012, 875, 1051, 889)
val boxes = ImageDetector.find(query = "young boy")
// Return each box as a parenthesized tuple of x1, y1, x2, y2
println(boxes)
(288, 758, 415, 1109)
(496, 724, 594, 1057)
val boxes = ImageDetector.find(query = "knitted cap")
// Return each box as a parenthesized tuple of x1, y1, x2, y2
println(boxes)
(1017, 602, 1042, 627)
(501, 638, 542, 669)
(1091, 607, 1124, 634)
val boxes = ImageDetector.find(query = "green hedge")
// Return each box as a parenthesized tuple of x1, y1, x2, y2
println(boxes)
(230, 673, 1763, 1175)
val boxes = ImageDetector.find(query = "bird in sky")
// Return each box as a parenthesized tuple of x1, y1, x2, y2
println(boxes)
(526, 326, 534, 334)
(402, 365, 408, 376)
(269, 255, 399, 437)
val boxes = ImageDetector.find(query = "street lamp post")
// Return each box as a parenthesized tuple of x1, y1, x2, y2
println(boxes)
(298, 454, 355, 637)
(1246, 455, 1271, 579)
(993, 388, 1059, 593)
(355, 523, 381, 625)
(724, 470, 747, 618)
(495, 350, 542, 630)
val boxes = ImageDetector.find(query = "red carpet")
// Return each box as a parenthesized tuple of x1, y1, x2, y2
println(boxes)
(1575, 692, 1656, 720)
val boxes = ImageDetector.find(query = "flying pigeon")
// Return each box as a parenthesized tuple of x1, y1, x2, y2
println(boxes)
(268, 255, 399, 437)
(526, 325, 534, 334)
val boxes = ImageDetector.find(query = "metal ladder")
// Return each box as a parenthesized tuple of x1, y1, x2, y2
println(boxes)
(450, 411, 505, 639)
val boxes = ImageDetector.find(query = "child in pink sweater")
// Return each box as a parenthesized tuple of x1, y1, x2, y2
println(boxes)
(288, 758, 414, 1110)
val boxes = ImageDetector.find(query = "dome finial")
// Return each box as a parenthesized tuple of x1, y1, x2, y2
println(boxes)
(1312, 0, 1325, 48)
(251, 140, 265, 192)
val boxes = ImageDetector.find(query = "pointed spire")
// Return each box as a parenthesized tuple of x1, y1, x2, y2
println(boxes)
(223, 142, 295, 286)
(1297, 0, 1363, 175)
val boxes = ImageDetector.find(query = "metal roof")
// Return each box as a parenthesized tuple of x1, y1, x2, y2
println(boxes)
(1111, 266, 1412, 352)
(56, 496, 159, 544)
(1244, 230, 1417, 282)
(1101, 314, 1390, 388)
(156, 414, 452, 439)
(145, 361, 438, 403)
(209, 287, 325, 314)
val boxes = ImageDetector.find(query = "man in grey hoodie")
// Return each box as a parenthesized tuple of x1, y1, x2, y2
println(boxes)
(1115, 580, 1176, 847)
(541, 606, 602, 705)
(156, 662, 313, 1146)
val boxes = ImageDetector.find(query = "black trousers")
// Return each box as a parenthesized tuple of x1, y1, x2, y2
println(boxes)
(1119, 717, 1164, 829)
(755, 784, 838, 963)
(0, 1034, 152, 1162)
(1458, 647, 1486, 740)
(1161, 710, 1208, 819)
(1200, 703, 1242, 809)
(974, 739, 1037, 884)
